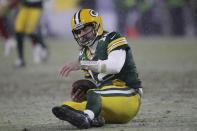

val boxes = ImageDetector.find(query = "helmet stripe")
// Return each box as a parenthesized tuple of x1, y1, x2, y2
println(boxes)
(74, 10, 81, 24)
(78, 10, 81, 23)
(74, 12, 77, 24)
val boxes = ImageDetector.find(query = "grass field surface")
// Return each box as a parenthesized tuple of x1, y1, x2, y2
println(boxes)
(0, 37, 197, 131)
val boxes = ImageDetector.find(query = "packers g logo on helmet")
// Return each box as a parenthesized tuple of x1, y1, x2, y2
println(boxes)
(71, 9, 104, 47)
(90, 10, 98, 17)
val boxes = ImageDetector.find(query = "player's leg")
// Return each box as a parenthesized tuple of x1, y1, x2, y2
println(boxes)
(14, 7, 27, 67)
(100, 92, 141, 123)
(26, 7, 48, 63)
(30, 32, 48, 63)
(0, 17, 16, 56)
(52, 92, 104, 129)
(15, 32, 25, 67)
(52, 101, 91, 129)
(4, 37, 16, 57)
(92, 82, 141, 123)
(0, 17, 9, 39)
(4, 7, 18, 57)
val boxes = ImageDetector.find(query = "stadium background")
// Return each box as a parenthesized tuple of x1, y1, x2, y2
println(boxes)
(0, 0, 197, 131)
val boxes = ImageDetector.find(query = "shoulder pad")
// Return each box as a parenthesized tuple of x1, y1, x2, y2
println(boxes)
(106, 32, 128, 54)
(107, 32, 122, 41)
(104, 32, 122, 42)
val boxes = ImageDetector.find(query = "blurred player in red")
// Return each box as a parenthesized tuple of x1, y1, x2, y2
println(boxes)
(0, 0, 18, 56)
(14, 0, 48, 67)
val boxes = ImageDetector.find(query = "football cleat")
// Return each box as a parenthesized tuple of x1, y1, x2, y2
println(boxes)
(52, 105, 91, 129)
(40, 47, 48, 62)
(91, 115, 105, 127)
(33, 44, 49, 63)
(15, 59, 25, 68)
(33, 44, 42, 64)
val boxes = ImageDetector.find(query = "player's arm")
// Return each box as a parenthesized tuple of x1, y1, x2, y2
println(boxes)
(58, 60, 81, 77)
(80, 49, 126, 74)
(81, 32, 127, 74)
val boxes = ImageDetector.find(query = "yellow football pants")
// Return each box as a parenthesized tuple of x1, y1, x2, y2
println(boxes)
(63, 84, 141, 124)
(15, 6, 42, 34)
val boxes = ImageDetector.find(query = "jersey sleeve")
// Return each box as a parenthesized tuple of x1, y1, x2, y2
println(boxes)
(106, 32, 130, 54)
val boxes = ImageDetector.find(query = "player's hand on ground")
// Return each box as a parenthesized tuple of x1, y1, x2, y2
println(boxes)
(58, 61, 80, 77)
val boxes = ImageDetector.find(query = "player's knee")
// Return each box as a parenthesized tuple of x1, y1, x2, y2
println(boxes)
(86, 90, 102, 116)
(86, 90, 100, 99)
(86, 90, 101, 105)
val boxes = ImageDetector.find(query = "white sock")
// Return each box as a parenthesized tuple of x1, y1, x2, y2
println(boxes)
(84, 109, 95, 120)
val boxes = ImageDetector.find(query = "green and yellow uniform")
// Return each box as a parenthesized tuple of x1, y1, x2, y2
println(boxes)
(64, 31, 142, 123)
(15, 0, 43, 34)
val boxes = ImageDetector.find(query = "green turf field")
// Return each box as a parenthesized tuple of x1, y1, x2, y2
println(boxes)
(0, 37, 197, 131)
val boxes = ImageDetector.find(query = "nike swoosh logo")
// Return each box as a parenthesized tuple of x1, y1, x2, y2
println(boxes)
(111, 34, 116, 39)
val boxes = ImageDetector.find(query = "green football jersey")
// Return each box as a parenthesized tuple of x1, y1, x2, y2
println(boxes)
(79, 31, 142, 89)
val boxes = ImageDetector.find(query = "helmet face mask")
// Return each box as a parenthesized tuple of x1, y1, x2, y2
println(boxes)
(71, 9, 103, 47)
(72, 23, 98, 47)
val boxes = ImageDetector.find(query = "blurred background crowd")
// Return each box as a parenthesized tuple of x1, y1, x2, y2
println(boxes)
(1, 0, 197, 38)
(0, 0, 197, 66)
